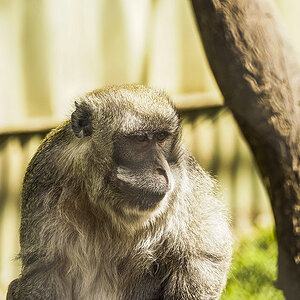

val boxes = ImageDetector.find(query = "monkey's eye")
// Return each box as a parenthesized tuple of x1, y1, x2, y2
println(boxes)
(135, 135, 148, 143)
(132, 134, 150, 150)
(156, 132, 168, 142)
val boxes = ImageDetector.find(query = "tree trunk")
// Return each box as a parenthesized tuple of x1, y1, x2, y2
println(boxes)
(190, 0, 300, 299)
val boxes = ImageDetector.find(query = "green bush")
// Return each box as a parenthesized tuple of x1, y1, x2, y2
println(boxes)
(221, 227, 284, 300)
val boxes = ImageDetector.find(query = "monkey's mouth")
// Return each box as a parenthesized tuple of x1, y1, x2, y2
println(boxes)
(115, 179, 169, 210)
(113, 165, 171, 209)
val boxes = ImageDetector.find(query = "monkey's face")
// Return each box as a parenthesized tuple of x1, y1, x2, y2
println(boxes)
(112, 130, 176, 210)
(71, 84, 181, 211)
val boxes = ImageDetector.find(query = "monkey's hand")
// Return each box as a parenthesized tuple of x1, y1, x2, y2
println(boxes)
(162, 257, 229, 300)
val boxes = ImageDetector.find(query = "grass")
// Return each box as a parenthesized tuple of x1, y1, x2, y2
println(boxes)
(221, 227, 284, 300)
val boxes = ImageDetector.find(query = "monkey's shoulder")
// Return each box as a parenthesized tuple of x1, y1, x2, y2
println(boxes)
(176, 155, 232, 256)
(25, 121, 72, 180)
(21, 122, 72, 210)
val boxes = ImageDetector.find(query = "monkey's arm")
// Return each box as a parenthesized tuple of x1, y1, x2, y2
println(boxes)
(6, 266, 63, 300)
(161, 167, 232, 299)
(6, 279, 18, 300)
(6, 127, 74, 300)
(162, 256, 229, 300)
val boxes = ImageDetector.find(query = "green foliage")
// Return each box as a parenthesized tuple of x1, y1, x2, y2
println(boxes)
(221, 227, 284, 300)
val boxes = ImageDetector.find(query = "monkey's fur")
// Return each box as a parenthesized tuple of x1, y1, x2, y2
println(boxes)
(7, 84, 232, 300)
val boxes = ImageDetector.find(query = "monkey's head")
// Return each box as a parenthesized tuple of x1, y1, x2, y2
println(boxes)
(70, 84, 182, 216)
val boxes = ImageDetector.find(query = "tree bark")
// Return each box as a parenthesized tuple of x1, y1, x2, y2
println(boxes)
(190, 0, 300, 299)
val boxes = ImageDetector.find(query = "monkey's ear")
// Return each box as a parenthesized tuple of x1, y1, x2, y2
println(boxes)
(71, 101, 93, 138)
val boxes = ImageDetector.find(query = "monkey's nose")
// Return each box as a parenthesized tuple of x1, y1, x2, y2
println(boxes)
(156, 168, 169, 185)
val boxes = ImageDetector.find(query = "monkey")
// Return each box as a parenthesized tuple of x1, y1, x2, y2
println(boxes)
(7, 84, 232, 300)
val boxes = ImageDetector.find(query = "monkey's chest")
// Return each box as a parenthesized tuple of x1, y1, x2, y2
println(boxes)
(72, 257, 163, 300)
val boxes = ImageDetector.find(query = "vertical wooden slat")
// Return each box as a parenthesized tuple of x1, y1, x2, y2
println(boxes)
(250, 162, 274, 227)
(99, 0, 130, 86)
(21, 0, 52, 117)
(0, 134, 42, 296)
(0, 0, 25, 128)
(0, 138, 9, 285)
(193, 115, 217, 171)
(177, 0, 217, 93)
(0, 138, 23, 289)
(181, 118, 195, 155)
(232, 140, 254, 234)
(215, 112, 238, 216)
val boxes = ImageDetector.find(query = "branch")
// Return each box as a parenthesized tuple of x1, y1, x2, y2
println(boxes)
(190, 0, 300, 298)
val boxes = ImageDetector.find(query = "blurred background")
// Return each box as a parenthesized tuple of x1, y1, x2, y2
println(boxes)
(0, 0, 299, 298)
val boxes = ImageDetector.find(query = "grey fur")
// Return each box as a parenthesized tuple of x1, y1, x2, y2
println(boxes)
(7, 84, 232, 300)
